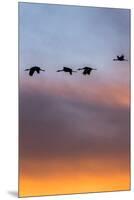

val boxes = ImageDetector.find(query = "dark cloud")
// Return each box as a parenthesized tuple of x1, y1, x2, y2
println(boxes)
(19, 85, 130, 162)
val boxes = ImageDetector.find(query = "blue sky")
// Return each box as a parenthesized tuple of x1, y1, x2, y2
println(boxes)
(19, 3, 130, 74)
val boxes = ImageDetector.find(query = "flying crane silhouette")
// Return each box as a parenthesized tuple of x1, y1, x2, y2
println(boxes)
(78, 67, 97, 75)
(25, 66, 45, 76)
(57, 67, 76, 75)
(113, 54, 128, 61)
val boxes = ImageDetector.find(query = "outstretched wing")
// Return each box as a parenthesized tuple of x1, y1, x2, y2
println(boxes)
(36, 68, 40, 74)
(83, 69, 89, 75)
(29, 69, 35, 76)
(87, 69, 92, 75)
(83, 69, 92, 75)
(63, 67, 68, 70)
(121, 54, 124, 59)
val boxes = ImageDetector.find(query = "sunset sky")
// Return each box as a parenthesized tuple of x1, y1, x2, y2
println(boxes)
(19, 3, 130, 197)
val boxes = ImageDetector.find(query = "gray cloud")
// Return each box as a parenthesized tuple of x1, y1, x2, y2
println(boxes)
(19, 86, 130, 162)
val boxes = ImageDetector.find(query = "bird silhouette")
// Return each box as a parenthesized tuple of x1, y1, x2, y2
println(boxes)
(25, 66, 45, 76)
(57, 67, 76, 75)
(78, 67, 97, 75)
(113, 54, 128, 61)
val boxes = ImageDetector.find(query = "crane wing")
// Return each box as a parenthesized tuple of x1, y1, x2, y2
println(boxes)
(29, 69, 35, 76)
